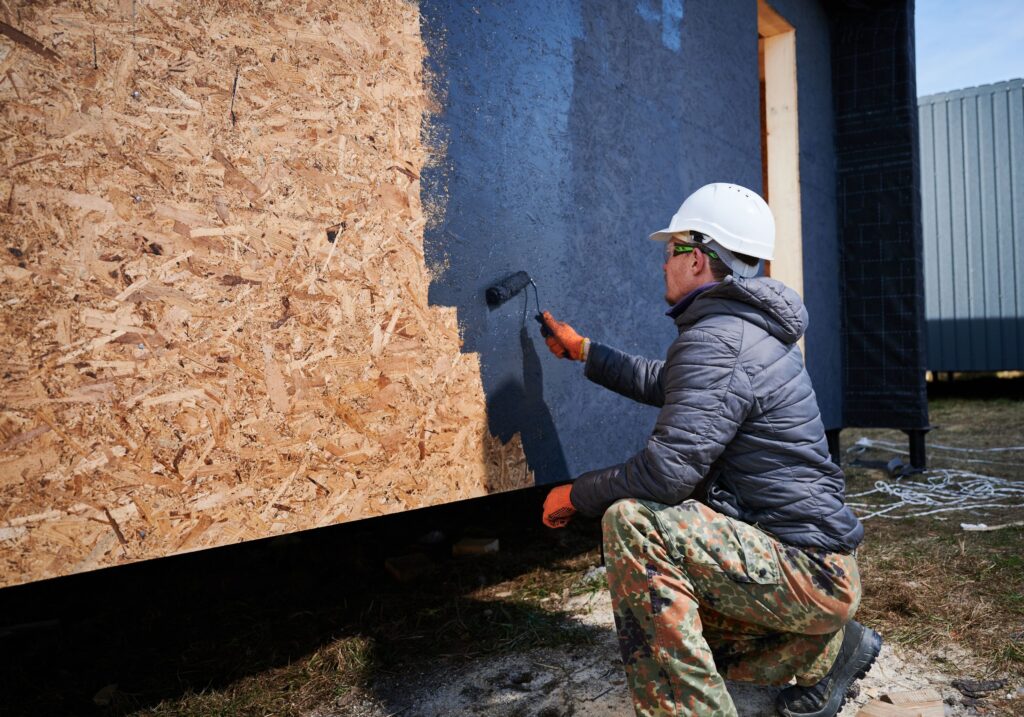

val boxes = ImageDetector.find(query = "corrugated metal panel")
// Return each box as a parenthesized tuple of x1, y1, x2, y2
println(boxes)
(919, 79, 1024, 371)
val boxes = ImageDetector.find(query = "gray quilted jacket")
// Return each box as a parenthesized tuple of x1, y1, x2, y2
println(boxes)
(570, 276, 864, 553)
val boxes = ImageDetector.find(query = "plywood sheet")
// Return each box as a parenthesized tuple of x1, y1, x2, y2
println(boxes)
(0, 0, 531, 588)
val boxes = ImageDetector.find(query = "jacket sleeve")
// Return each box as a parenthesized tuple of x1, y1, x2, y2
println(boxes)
(583, 341, 665, 407)
(570, 329, 754, 517)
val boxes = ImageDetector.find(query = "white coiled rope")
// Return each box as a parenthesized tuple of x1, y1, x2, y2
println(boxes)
(845, 437, 1024, 521)
(854, 436, 1024, 453)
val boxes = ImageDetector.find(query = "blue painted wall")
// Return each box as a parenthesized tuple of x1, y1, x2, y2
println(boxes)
(420, 0, 841, 485)
(769, 0, 843, 430)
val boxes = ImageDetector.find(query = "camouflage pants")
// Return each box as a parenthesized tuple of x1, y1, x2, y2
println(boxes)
(603, 499, 861, 717)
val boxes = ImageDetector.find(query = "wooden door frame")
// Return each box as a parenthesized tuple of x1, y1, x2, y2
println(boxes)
(758, 0, 803, 303)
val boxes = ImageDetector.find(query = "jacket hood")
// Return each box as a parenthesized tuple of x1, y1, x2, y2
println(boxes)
(676, 276, 808, 344)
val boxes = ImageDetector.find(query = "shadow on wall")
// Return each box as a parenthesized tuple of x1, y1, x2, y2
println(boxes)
(417, 0, 581, 488)
(488, 323, 571, 485)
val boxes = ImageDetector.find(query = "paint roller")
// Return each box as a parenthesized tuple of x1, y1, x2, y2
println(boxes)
(486, 270, 556, 339)
(486, 271, 533, 307)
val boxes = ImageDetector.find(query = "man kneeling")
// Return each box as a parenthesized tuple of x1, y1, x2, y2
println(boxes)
(538, 184, 880, 717)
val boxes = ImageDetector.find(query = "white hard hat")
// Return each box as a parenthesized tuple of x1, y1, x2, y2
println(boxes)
(649, 183, 776, 278)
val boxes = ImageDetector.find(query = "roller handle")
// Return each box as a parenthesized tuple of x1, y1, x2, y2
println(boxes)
(535, 313, 553, 337)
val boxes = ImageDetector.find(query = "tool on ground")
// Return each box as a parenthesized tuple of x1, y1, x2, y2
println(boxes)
(845, 436, 1024, 521)
(542, 484, 576, 529)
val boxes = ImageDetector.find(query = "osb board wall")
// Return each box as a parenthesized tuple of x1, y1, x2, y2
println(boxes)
(0, 0, 532, 589)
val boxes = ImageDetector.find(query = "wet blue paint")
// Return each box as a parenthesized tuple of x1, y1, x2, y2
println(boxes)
(419, 0, 840, 484)
(419, 1, 584, 485)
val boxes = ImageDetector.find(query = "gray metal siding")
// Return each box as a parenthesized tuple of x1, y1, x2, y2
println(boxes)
(919, 79, 1024, 371)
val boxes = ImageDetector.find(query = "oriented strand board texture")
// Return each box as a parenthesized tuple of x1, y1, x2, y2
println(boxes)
(0, 0, 531, 589)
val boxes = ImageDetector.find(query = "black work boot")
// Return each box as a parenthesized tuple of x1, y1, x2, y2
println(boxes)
(775, 621, 882, 717)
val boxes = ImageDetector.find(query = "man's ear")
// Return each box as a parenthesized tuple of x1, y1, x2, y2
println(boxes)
(692, 248, 706, 274)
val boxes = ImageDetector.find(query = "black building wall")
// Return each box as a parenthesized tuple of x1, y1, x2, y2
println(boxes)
(830, 0, 930, 430)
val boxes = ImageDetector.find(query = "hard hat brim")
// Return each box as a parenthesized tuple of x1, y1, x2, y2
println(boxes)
(648, 228, 689, 243)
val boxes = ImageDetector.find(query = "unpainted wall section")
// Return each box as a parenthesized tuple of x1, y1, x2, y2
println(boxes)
(0, 0, 530, 589)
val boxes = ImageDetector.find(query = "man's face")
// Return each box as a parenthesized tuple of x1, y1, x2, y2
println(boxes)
(662, 239, 706, 305)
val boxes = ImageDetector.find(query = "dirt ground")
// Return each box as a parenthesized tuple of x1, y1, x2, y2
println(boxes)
(8, 382, 1019, 717)
(302, 381, 1024, 717)
(317, 580, 1018, 717)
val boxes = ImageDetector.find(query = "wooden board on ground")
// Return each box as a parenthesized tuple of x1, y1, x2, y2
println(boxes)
(0, 0, 531, 589)
(857, 689, 945, 717)
(452, 537, 500, 556)
(883, 688, 944, 708)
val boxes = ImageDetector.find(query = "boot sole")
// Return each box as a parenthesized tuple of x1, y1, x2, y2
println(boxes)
(777, 627, 883, 717)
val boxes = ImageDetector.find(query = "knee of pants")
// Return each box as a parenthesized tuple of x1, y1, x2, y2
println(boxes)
(815, 592, 861, 635)
(836, 588, 862, 629)
(824, 611, 852, 636)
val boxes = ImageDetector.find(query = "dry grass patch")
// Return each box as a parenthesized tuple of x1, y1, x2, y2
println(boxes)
(855, 516, 1024, 674)
(139, 636, 378, 717)
(132, 529, 606, 716)
(844, 390, 1024, 679)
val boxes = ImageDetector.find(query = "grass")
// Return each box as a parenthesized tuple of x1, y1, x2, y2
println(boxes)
(855, 518, 1024, 665)
(134, 527, 607, 716)
(135, 637, 379, 717)
(54, 382, 1024, 716)
(845, 391, 1024, 682)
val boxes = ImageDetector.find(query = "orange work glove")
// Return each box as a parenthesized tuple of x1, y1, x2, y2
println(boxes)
(537, 311, 590, 361)
(542, 484, 576, 529)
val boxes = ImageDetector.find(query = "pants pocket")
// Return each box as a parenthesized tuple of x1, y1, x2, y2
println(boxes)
(722, 528, 781, 584)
